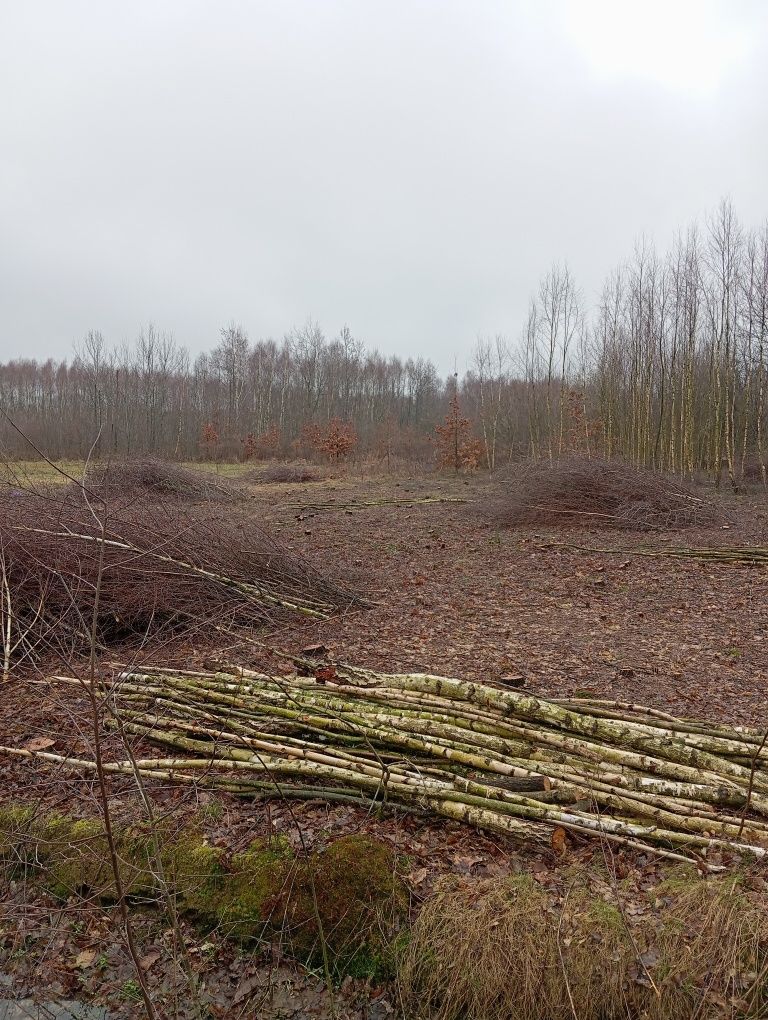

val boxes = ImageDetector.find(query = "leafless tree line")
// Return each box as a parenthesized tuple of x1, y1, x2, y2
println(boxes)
(0, 320, 443, 462)
(468, 199, 768, 483)
(1, 199, 766, 481)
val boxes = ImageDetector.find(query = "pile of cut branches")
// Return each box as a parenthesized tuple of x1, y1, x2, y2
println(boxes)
(0, 488, 362, 664)
(21, 664, 768, 866)
(83, 457, 246, 503)
(490, 457, 718, 530)
(250, 463, 323, 484)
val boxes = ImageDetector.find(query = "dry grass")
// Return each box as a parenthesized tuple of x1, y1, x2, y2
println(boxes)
(0, 459, 256, 489)
(0, 460, 84, 488)
(488, 457, 719, 531)
(398, 867, 768, 1020)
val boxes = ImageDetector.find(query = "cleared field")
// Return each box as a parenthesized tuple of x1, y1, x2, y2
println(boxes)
(1, 462, 767, 1018)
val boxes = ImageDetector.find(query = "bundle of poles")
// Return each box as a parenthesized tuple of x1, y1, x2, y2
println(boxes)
(15, 665, 768, 867)
(551, 541, 768, 566)
(660, 547, 768, 565)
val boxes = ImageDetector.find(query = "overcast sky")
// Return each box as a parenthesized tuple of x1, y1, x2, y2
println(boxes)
(1, 0, 766, 373)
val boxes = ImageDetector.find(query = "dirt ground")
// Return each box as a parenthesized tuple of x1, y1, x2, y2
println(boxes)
(265, 473, 768, 725)
(1, 469, 767, 1018)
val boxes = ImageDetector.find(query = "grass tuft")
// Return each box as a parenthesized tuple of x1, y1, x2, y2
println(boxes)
(398, 866, 768, 1020)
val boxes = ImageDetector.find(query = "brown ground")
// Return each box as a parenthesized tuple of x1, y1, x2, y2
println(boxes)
(266, 474, 768, 724)
(1, 470, 767, 1017)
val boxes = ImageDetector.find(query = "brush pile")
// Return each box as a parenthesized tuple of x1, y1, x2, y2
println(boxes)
(83, 458, 246, 502)
(252, 464, 323, 484)
(492, 457, 718, 530)
(29, 664, 768, 865)
(0, 487, 361, 663)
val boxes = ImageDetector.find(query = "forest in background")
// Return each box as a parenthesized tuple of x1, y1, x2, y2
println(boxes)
(1, 199, 766, 484)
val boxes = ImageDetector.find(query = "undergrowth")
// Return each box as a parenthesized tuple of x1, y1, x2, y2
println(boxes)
(5, 802, 766, 1013)
(0, 804, 406, 981)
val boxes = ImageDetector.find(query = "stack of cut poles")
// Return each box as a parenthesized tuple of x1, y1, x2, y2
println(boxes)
(556, 542, 768, 566)
(17, 665, 768, 866)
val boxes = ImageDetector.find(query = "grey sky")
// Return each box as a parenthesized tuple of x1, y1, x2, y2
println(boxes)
(1, 0, 766, 373)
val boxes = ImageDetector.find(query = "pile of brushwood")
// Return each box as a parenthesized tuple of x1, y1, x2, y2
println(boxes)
(82, 457, 246, 502)
(251, 463, 323, 484)
(0, 486, 361, 664)
(21, 664, 768, 867)
(492, 457, 718, 530)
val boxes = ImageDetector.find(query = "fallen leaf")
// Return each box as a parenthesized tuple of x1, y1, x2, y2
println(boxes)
(639, 949, 659, 969)
(407, 867, 428, 886)
(139, 949, 161, 971)
(452, 854, 485, 874)
(233, 974, 263, 1005)
(24, 736, 55, 752)
(551, 827, 568, 855)
(74, 949, 97, 969)
(301, 643, 328, 658)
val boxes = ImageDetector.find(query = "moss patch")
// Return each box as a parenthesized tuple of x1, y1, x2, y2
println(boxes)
(159, 828, 226, 920)
(0, 803, 408, 981)
(275, 834, 408, 979)
(214, 833, 408, 980)
(216, 835, 293, 939)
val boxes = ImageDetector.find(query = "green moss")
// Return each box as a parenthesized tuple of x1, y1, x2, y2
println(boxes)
(501, 872, 538, 897)
(0, 803, 409, 981)
(653, 866, 708, 896)
(12, 813, 154, 900)
(275, 834, 408, 980)
(0, 808, 96, 884)
(36, 815, 226, 906)
(213, 833, 409, 979)
(199, 799, 224, 822)
(36, 812, 76, 849)
(583, 897, 624, 932)
(216, 835, 294, 940)
(0, 803, 37, 830)
(163, 830, 226, 920)
(0, 804, 42, 863)
(47, 818, 116, 897)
